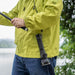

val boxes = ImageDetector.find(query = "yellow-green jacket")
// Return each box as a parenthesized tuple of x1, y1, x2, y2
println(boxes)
(0, 0, 63, 58)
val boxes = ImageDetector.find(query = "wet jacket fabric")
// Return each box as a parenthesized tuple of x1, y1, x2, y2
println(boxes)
(0, 0, 63, 58)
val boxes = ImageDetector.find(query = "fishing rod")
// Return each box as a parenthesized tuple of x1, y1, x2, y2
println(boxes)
(0, 12, 28, 31)
(0, 12, 55, 75)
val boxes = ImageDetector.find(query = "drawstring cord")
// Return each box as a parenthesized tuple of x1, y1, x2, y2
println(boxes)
(33, 0, 38, 13)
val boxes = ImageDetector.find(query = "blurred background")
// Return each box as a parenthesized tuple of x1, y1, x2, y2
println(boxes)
(0, 0, 75, 75)
(0, 0, 18, 75)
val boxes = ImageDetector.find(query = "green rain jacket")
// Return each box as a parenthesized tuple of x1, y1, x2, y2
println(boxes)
(0, 0, 63, 58)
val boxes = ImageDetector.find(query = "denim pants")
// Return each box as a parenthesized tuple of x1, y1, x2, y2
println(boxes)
(12, 54, 57, 75)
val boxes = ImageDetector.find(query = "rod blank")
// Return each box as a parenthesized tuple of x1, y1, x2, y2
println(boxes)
(0, 12, 11, 21)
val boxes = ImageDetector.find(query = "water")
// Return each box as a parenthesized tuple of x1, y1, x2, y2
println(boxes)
(0, 48, 15, 75)
(0, 48, 71, 75)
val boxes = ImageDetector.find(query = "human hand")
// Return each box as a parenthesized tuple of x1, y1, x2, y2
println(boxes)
(11, 18, 25, 28)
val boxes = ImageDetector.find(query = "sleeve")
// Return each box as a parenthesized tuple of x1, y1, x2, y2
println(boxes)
(0, 1, 19, 26)
(25, 0, 63, 30)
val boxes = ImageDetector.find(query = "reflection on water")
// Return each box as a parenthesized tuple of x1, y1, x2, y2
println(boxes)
(0, 48, 71, 75)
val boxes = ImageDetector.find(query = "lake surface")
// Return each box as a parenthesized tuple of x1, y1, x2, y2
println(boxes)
(0, 48, 71, 75)
(0, 48, 15, 75)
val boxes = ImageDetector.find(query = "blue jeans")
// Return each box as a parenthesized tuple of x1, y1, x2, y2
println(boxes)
(12, 54, 57, 75)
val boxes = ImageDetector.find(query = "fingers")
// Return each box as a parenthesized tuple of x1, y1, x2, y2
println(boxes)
(11, 18, 18, 27)
(11, 18, 25, 28)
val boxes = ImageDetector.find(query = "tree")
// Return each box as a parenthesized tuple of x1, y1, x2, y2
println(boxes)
(56, 0, 75, 74)
(60, 0, 75, 58)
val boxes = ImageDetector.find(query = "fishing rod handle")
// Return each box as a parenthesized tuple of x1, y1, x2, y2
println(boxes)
(0, 12, 28, 31)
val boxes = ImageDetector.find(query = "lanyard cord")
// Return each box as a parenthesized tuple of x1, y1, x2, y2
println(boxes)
(33, 0, 43, 32)
(33, 0, 38, 13)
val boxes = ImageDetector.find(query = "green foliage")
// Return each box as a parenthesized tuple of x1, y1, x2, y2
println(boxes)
(0, 39, 16, 48)
(60, 0, 75, 58)
(56, 0, 75, 75)
(55, 60, 75, 75)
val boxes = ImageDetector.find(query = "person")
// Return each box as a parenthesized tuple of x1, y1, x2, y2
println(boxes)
(0, 0, 63, 75)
